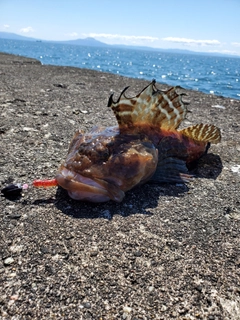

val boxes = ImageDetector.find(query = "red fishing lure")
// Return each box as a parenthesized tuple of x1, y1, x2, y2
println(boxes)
(33, 179, 58, 188)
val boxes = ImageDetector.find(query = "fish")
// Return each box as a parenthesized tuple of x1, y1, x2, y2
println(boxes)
(55, 80, 221, 202)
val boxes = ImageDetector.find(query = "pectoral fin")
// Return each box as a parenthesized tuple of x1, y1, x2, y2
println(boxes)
(149, 157, 194, 184)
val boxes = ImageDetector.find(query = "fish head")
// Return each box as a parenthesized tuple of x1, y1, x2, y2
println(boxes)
(56, 126, 158, 202)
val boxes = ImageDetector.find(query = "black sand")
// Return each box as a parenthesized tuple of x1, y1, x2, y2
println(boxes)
(0, 52, 240, 319)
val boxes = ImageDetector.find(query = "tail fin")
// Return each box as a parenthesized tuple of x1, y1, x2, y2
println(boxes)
(108, 80, 188, 131)
(179, 123, 221, 144)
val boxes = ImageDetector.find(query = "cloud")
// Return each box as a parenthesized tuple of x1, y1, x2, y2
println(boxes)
(3, 24, 10, 29)
(85, 33, 159, 42)
(19, 26, 34, 33)
(162, 37, 221, 46)
(232, 42, 240, 47)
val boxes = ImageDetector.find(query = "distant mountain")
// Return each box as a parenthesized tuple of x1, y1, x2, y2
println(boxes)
(0, 31, 39, 41)
(0, 31, 238, 58)
(59, 37, 108, 47)
(110, 43, 237, 58)
(0, 32, 108, 47)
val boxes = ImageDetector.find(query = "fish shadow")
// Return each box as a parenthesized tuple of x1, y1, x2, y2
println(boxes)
(54, 183, 189, 219)
(189, 153, 223, 179)
(54, 153, 222, 219)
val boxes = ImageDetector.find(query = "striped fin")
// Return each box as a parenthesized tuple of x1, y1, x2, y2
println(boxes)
(108, 80, 188, 131)
(179, 123, 221, 144)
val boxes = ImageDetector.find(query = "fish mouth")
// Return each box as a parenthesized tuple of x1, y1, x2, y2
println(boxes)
(56, 166, 124, 203)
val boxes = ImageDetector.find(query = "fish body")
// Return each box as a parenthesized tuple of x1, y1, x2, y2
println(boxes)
(56, 80, 221, 202)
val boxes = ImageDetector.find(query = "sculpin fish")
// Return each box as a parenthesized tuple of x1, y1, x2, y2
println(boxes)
(55, 80, 221, 202)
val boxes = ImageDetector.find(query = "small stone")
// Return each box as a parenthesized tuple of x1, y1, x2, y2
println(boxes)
(161, 305, 167, 311)
(53, 83, 67, 88)
(40, 246, 49, 254)
(22, 127, 37, 132)
(31, 283, 37, 290)
(10, 294, 19, 301)
(9, 272, 16, 277)
(171, 311, 178, 317)
(212, 104, 225, 109)
(65, 234, 74, 240)
(195, 285, 202, 292)
(3, 257, 14, 265)
(134, 251, 142, 257)
(8, 214, 21, 220)
(68, 119, 75, 125)
(90, 250, 98, 257)
(83, 302, 91, 309)
(123, 306, 132, 313)
(231, 165, 240, 174)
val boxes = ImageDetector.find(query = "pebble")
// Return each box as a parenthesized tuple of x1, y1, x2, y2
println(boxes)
(10, 294, 19, 301)
(31, 283, 37, 290)
(22, 127, 37, 132)
(161, 305, 167, 311)
(68, 119, 75, 125)
(90, 250, 98, 257)
(8, 214, 21, 220)
(44, 132, 51, 139)
(83, 302, 91, 309)
(3, 257, 14, 265)
(123, 306, 132, 313)
(231, 165, 240, 174)
(212, 104, 225, 109)
(134, 251, 142, 257)
(53, 83, 67, 88)
(9, 272, 17, 277)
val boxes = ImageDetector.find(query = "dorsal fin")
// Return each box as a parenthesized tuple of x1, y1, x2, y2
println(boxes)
(179, 123, 221, 144)
(108, 80, 188, 131)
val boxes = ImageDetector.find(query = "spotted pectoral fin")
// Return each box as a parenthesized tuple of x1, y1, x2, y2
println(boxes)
(179, 124, 221, 144)
(149, 157, 194, 184)
(108, 80, 188, 131)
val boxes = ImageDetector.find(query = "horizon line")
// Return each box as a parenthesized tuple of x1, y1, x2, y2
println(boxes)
(0, 31, 240, 58)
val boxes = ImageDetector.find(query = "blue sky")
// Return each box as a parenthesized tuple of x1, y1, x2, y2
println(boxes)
(1, 0, 240, 55)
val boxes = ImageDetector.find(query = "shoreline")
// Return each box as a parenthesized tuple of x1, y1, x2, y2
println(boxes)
(1, 52, 240, 319)
(0, 49, 239, 101)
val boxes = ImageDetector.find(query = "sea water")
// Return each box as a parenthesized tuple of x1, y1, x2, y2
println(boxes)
(0, 38, 239, 99)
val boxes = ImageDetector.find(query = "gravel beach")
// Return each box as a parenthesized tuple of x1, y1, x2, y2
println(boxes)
(0, 52, 240, 319)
